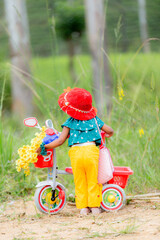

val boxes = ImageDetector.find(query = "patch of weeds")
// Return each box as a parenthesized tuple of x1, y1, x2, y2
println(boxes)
(86, 231, 111, 238)
(44, 237, 59, 240)
(45, 228, 53, 233)
(61, 222, 70, 226)
(0, 202, 7, 213)
(60, 212, 74, 217)
(111, 221, 139, 235)
(91, 215, 103, 226)
(41, 235, 59, 239)
(67, 193, 75, 203)
(13, 238, 34, 240)
(23, 196, 34, 201)
(78, 227, 90, 233)
(30, 212, 43, 220)
(18, 212, 26, 218)
(6, 213, 19, 221)
(92, 221, 103, 226)
(152, 203, 160, 210)
(126, 198, 132, 205)
(28, 232, 36, 235)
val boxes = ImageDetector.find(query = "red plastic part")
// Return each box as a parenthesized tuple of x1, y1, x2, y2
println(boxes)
(99, 131, 107, 148)
(24, 117, 38, 127)
(59, 190, 65, 200)
(108, 166, 133, 189)
(34, 149, 54, 168)
(65, 167, 73, 174)
(45, 128, 55, 136)
(65, 166, 133, 189)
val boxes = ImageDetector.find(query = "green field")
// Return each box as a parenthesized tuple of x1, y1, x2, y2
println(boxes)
(0, 53, 160, 202)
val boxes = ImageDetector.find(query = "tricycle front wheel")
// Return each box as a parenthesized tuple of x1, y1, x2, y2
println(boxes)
(34, 184, 66, 214)
(101, 184, 126, 211)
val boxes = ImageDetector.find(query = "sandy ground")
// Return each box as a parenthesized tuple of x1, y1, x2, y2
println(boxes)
(0, 198, 160, 240)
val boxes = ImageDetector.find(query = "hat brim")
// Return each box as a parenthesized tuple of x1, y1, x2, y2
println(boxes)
(58, 92, 97, 120)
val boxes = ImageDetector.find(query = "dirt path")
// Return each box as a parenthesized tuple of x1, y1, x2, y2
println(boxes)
(0, 198, 160, 240)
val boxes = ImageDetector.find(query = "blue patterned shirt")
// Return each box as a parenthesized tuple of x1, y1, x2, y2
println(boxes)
(61, 116, 104, 147)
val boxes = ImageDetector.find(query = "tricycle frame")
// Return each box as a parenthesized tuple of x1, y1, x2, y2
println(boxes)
(34, 148, 133, 214)
(24, 117, 133, 214)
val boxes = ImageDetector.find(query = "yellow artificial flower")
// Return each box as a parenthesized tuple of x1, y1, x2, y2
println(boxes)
(139, 128, 144, 137)
(16, 126, 46, 176)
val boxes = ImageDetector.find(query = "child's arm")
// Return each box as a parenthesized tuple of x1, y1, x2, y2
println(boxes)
(101, 124, 114, 138)
(36, 126, 70, 155)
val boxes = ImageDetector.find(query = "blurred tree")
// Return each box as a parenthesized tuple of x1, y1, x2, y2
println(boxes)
(4, 0, 33, 119)
(27, 0, 53, 56)
(147, 0, 160, 51)
(55, 1, 85, 81)
(84, 0, 112, 116)
(2, 0, 160, 59)
(137, 0, 150, 52)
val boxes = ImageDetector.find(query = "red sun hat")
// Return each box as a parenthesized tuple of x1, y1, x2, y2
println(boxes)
(58, 87, 97, 120)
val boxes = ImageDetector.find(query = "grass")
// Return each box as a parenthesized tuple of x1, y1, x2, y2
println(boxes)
(13, 238, 34, 240)
(0, 53, 160, 202)
(111, 221, 138, 235)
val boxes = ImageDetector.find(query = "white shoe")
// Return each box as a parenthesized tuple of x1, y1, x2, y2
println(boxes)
(80, 207, 90, 215)
(90, 207, 102, 215)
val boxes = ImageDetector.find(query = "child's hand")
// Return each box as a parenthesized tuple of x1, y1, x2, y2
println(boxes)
(105, 133, 111, 138)
(101, 124, 114, 138)
(36, 147, 41, 156)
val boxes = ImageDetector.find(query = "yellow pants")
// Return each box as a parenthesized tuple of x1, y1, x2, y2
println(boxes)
(69, 145, 102, 209)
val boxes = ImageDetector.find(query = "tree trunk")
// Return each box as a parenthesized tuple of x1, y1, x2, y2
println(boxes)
(138, 0, 150, 53)
(67, 39, 76, 82)
(84, 0, 112, 117)
(4, 0, 33, 119)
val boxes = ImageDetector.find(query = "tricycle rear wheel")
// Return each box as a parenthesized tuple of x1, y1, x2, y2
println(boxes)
(101, 184, 126, 211)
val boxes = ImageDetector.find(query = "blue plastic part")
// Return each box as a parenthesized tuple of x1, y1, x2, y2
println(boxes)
(43, 133, 59, 145)
(40, 132, 60, 155)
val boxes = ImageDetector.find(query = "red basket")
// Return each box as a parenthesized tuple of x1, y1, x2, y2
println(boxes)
(34, 149, 54, 168)
(108, 166, 133, 189)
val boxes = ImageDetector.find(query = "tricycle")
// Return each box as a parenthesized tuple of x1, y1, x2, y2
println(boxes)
(24, 117, 133, 214)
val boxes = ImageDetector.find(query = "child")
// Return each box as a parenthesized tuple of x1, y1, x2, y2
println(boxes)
(36, 87, 114, 215)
